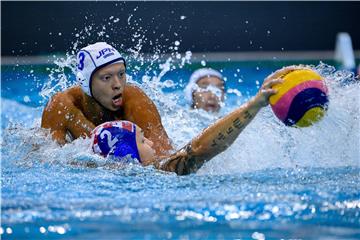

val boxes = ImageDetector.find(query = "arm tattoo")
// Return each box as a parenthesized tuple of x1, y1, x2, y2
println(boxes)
(217, 132, 226, 141)
(244, 110, 253, 120)
(226, 126, 234, 135)
(211, 139, 218, 147)
(159, 144, 204, 175)
(211, 112, 253, 148)
(160, 110, 256, 174)
(233, 117, 244, 129)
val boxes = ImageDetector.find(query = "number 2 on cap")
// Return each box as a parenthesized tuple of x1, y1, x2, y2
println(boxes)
(100, 130, 118, 149)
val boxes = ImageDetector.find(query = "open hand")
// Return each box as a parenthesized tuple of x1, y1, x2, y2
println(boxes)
(254, 65, 309, 107)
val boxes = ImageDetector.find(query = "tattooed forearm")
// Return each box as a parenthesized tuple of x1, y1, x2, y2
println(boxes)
(156, 99, 261, 175)
(217, 132, 226, 141)
(157, 144, 202, 175)
(211, 110, 254, 147)
(233, 117, 244, 129)
(244, 110, 253, 120)
(226, 126, 234, 134)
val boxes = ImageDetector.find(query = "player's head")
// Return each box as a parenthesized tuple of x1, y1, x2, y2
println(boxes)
(184, 68, 225, 112)
(92, 121, 155, 164)
(77, 42, 126, 111)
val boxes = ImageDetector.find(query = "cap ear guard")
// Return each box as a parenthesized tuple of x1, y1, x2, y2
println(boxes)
(76, 71, 92, 96)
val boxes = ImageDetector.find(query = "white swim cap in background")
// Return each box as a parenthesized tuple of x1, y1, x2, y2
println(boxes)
(76, 42, 126, 96)
(184, 68, 223, 104)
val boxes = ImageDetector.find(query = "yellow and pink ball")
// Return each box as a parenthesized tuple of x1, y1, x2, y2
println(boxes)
(269, 69, 329, 127)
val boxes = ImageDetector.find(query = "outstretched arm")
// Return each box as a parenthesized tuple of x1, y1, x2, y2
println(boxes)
(190, 93, 268, 159)
(155, 92, 272, 175)
(155, 66, 297, 175)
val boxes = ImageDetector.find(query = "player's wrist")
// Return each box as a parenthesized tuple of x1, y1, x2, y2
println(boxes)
(252, 93, 267, 108)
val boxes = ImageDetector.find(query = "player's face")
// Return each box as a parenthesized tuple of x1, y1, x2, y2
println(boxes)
(91, 63, 126, 111)
(135, 126, 156, 165)
(192, 76, 225, 112)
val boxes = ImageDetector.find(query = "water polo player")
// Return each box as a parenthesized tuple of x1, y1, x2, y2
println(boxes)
(184, 68, 225, 112)
(91, 66, 297, 175)
(41, 42, 173, 155)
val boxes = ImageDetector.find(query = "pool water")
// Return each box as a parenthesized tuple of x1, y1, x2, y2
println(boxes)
(1, 59, 360, 239)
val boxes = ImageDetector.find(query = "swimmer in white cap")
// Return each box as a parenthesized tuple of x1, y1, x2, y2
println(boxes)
(184, 68, 225, 112)
(41, 42, 173, 155)
(91, 67, 299, 175)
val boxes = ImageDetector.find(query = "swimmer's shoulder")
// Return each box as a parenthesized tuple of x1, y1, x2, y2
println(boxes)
(124, 84, 156, 108)
(45, 86, 84, 109)
(42, 86, 85, 126)
(124, 84, 148, 99)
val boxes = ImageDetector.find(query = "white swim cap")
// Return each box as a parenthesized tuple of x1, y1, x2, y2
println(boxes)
(184, 68, 223, 104)
(76, 42, 126, 96)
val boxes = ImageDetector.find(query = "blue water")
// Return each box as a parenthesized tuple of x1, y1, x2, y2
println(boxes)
(1, 60, 360, 239)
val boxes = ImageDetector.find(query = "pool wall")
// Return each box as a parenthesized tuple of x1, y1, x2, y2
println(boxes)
(2, 2, 360, 56)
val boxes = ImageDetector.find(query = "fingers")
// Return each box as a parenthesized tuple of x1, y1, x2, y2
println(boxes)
(265, 65, 311, 82)
(261, 65, 312, 101)
(271, 66, 296, 79)
(261, 88, 277, 96)
(259, 78, 282, 101)
(262, 78, 283, 89)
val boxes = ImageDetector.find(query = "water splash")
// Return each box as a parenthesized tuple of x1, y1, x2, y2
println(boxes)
(39, 5, 191, 103)
(39, 53, 77, 102)
(198, 64, 360, 174)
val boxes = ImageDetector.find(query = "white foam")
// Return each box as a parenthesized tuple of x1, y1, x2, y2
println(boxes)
(197, 65, 360, 174)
